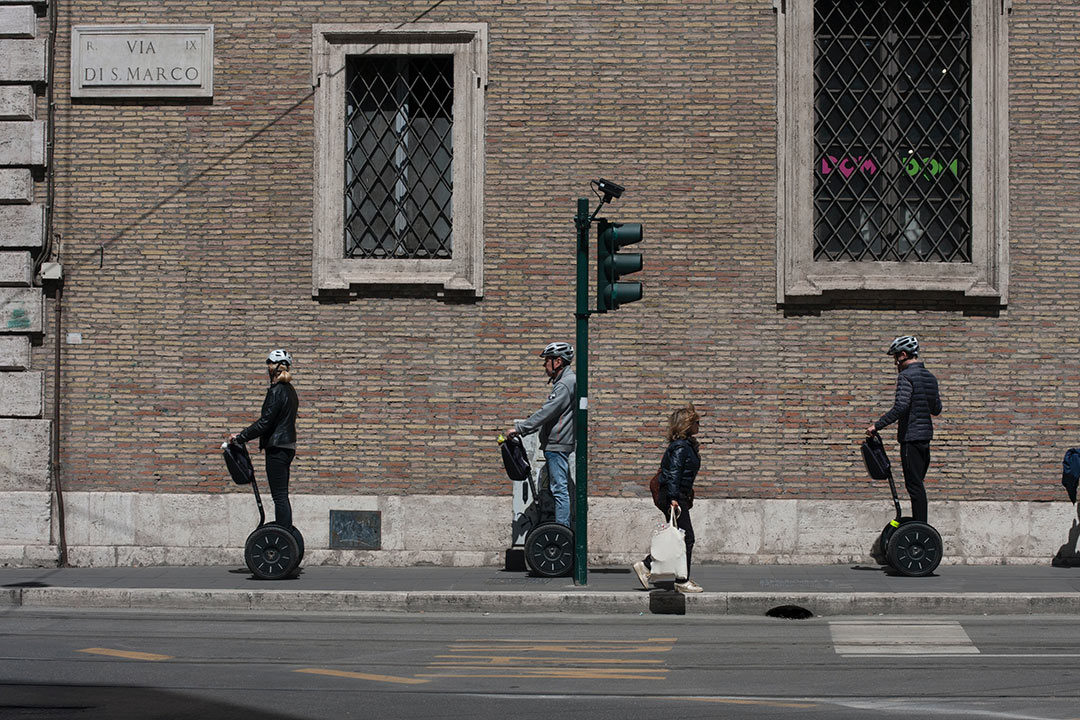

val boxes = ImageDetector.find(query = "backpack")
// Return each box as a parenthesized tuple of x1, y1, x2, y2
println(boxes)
(499, 434, 531, 482)
(861, 435, 892, 480)
(1062, 448, 1080, 503)
(223, 441, 255, 486)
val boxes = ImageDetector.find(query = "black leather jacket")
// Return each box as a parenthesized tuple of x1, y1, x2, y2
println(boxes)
(659, 438, 700, 508)
(236, 381, 298, 450)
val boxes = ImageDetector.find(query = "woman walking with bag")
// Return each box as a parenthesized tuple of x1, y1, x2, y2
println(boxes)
(633, 404, 703, 593)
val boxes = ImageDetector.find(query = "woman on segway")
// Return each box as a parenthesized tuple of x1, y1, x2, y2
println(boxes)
(230, 349, 299, 529)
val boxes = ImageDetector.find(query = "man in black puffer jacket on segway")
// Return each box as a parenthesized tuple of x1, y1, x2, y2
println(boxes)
(865, 335, 942, 523)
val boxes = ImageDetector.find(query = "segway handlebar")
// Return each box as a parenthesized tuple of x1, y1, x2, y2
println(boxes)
(222, 439, 265, 526)
(862, 430, 904, 522)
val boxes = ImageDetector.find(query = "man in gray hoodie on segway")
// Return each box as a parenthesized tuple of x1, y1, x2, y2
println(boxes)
(865, 335, 942, 523)
(506, 342, 576, 528)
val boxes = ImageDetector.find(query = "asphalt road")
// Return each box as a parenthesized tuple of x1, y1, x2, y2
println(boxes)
(2, 608, 1080, 719)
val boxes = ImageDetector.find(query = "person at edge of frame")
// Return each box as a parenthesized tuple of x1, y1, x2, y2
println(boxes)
(506, 342, 576, 528)
(230, 349, 300, 529)
(633, 404, 704, 594)
(865, 335, 942, 524)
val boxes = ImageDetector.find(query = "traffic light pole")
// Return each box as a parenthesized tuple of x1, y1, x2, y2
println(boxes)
(574, 197, 590, 586)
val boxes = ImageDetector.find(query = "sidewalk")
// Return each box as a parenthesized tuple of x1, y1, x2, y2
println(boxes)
(3, 562, 1080, 616)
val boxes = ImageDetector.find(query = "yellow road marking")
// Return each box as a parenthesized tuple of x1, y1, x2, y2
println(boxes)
(434, 655, 663, 665)
(454, 638, 677, 644)
(424, 665, 667, 673)
(418, 670, 665, 680)
(684, 697, 818, 709)
(294, 668, 429, 685)
(430, 637, 677, 681)
(448, 645, 674, 654)
(78, 648, 172, 661)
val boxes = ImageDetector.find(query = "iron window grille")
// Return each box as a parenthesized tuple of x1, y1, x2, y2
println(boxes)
(813, 0, 972, 263)
(344, 55, 454, 260)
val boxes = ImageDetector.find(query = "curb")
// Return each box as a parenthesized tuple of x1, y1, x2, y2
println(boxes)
(4, 588, 1080, 616)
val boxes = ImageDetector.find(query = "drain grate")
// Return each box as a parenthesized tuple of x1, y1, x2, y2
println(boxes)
(766, 605, 815, 620)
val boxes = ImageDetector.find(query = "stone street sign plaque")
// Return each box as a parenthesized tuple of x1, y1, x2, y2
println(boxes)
(71, 25, 213, 98)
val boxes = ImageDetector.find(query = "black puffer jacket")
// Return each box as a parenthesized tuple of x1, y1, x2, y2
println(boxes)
(236, 381, 299, 450)
(874, 361, 941, 443)
(659, 438, 700, 508)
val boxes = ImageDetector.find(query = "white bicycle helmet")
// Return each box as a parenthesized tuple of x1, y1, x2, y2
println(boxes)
(266, 348, 292, 367)
(886, 336, 919, 357)
(539, 342, 574, 362)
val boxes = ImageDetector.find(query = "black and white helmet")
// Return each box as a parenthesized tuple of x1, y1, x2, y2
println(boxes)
(886, 336, 919, 357)
(539, 342, 574, 362)
(266, 348, 292, 367)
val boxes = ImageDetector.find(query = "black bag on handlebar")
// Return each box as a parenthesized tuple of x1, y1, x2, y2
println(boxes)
(861, 435, 891, 480)
(223, 441, 255, 486)
(499, 435, 530, 482)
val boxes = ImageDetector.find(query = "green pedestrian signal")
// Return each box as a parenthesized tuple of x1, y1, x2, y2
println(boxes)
(596, 219, 643, 312)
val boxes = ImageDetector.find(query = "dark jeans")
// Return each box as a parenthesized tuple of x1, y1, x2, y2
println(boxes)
(901, 441, 930, 523)
(265, 447, 295, 528)
(643, 506, 695, 582)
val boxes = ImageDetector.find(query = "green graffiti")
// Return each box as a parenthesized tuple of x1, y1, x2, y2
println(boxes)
(7, 308, 30, 329)
(905, 157, 960, 180)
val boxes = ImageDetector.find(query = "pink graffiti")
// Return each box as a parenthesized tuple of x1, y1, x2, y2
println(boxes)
(820, 155, 878, 179)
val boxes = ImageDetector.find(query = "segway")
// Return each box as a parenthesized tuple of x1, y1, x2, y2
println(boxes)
(499, 434, 574, 578)
(222, 441, 304, 580)
(861, 433, 942, 577)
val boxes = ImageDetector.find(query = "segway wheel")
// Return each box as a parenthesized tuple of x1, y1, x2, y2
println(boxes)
(877, 517, 912, 564)
(290, 526, 305, 565)
(523, 522, 574, 578)
(245, 525, 300, 580)
(886, 521, 942, 577)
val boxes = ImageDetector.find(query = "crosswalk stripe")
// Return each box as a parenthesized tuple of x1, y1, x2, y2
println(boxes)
(830, 620, 979, 655)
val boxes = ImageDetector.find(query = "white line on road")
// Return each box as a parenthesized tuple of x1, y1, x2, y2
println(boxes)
(829, 620, 979, 655)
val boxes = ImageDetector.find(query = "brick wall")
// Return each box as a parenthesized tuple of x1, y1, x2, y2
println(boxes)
(45, 1, 1080, 505)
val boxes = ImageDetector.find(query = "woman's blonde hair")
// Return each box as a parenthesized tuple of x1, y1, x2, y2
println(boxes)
(666, 403, 699, 442)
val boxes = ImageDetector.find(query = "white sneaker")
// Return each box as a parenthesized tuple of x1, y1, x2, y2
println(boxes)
(674, 579, 704, 593)
(632, 561, 651, 590)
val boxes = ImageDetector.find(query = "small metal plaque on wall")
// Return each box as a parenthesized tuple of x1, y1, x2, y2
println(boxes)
(329, 510, 381, 550)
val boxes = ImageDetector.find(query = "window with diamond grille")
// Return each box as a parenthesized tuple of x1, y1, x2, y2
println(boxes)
(344, 55, 454, 260)
(813, 0, 972, 264)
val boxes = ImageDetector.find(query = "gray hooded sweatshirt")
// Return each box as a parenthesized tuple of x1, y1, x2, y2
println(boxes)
(515, 366, 576, 453)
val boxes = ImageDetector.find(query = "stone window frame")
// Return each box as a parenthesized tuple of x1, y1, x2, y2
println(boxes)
(311, 23, 487, 297)
(774, 1, 1009, 306)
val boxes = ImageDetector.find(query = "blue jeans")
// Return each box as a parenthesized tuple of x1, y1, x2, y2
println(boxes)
(544, 451, 571, 527)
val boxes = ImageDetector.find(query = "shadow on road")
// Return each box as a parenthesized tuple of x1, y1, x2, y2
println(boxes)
(0, 683, 306, 720)
(649, 589, 686, 615)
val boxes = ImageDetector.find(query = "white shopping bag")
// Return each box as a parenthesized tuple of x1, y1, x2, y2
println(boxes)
(649, 508, 687, 579)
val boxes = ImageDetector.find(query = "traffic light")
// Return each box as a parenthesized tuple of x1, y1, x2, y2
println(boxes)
(596, 219, 643, 312)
